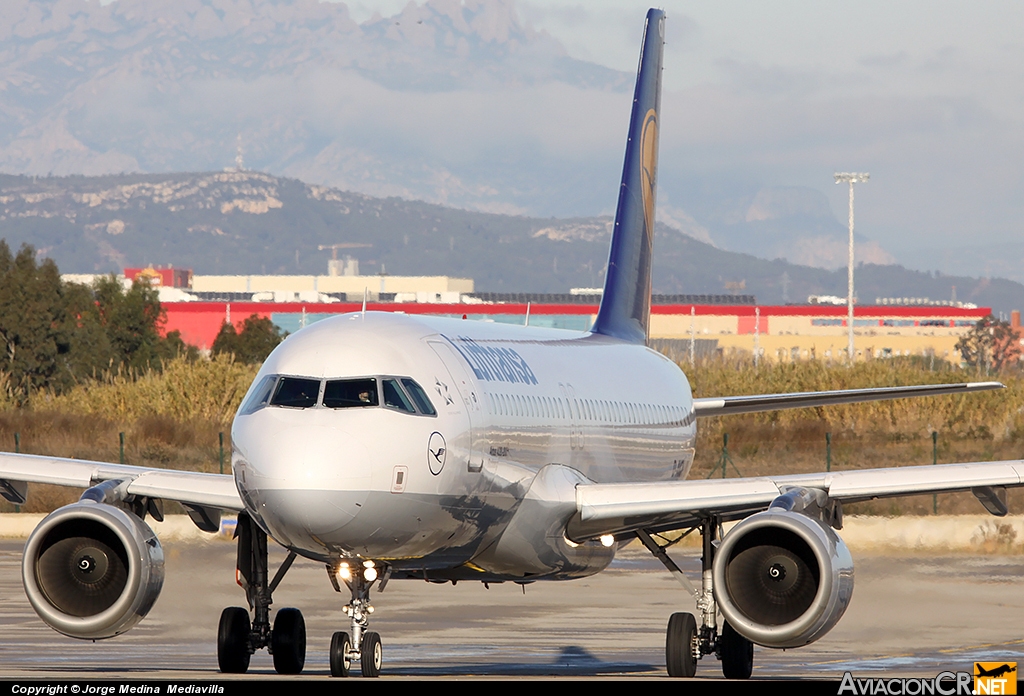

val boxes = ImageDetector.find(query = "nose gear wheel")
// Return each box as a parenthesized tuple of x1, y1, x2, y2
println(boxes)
(330, 631, 353, 677)
(327, 559, 389, 677)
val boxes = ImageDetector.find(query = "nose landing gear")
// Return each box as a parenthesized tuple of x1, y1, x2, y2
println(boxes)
(327, 558, 388, 677)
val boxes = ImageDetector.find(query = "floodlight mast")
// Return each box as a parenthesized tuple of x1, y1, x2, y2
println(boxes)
(834, 172, 869, 363)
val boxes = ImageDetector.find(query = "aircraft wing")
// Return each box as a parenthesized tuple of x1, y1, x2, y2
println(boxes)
(0, 452, 243, 511)
(692, 381, 1003, 417)
(567, 460, 1024, 541)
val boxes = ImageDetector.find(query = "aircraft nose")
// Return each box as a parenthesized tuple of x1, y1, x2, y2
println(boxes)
(234, 421, 372, 541)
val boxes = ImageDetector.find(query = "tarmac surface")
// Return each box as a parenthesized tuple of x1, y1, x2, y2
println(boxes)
(0, 536, 1022, 680)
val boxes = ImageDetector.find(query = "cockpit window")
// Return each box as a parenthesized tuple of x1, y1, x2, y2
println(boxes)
(323, 378, 379, 408)
(239, 374, 278, 415)
(250, 374, 434, 415)
(401, 378, 437, 416)
(270, 377, 321, 408)
(382, 379, 416, 413)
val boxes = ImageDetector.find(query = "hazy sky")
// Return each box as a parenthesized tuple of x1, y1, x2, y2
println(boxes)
(74, 0, 1024, 273)
(339, 1, 1024, 266)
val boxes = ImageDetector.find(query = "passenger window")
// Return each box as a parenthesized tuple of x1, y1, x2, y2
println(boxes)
(271, 377, 321, 409)
(401, 378, 437, 416)
(324, 378, 379, 408)
(239, 374, 278, 415)
(383, 379, 416, 413)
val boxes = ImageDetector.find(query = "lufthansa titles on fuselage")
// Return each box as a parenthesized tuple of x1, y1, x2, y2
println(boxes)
(444, 335, 538, 386)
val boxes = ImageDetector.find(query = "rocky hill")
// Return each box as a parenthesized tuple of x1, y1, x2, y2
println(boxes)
(0, 170, 1020, 314)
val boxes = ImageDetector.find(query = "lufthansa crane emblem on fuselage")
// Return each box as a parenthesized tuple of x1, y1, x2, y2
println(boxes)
(427, 432, 446, 475)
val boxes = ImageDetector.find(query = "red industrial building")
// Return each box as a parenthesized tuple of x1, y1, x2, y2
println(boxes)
(161, 300, 990, 361)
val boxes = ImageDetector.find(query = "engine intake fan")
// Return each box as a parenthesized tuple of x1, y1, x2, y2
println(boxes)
(712, 487, 854, 648)
(23, 502, 164, 639)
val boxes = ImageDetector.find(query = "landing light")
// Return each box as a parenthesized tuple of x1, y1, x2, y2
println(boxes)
(600, 534, 615, 548)
(337, 562, 351, 581)
(363, 567, 378, 582)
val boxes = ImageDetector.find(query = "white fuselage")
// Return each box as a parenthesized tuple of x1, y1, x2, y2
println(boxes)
(231, 312, 696, 580)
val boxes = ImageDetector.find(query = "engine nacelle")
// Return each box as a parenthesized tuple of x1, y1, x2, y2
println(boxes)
(23, 502, 165, 639)
(713, 507, 854, 648)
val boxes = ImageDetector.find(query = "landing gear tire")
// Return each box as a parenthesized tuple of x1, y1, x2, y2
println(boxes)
(666, 612, 697, 678)
(360, 631, 383, 677)
(271, 607, 306, 674)
(330, 631, 352, 678)
(720, 621, 754, 679)
(218, 607, 251, 674)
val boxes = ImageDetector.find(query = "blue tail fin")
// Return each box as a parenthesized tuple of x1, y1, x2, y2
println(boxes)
(590, 9, 665, 344)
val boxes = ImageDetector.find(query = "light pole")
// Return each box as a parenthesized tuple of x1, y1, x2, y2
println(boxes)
(834, 172, 869, 363)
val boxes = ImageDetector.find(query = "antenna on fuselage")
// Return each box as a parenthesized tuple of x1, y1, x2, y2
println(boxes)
(525, 301, 531, 327)
(361, 287, 367, 317)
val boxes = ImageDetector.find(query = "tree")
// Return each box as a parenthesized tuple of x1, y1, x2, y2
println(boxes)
(162, 329, 200, 363)
(954, 314, 1022, 373)
(211, 314, 284, 364)
(60, 279, 115, 382)
(0, 243, 199, 399)
(0, 242, 71, 396)
(92, 275, 166, 371)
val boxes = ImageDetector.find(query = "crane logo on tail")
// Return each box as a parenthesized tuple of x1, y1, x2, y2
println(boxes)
(641, 108, 658, 247)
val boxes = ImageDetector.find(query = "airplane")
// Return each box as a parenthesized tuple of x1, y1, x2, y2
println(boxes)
(976, 664, 1017, 679)
(0, 7, 1020, 680)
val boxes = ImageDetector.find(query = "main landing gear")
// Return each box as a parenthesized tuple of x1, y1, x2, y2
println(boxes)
(638, 517, 754, 679)
(218, 512, 304, 674)
(326, 557, 389, 677)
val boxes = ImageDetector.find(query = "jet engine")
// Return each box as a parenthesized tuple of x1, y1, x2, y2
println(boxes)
(22, 502, 164, 639)
(712, 488, 854, 648)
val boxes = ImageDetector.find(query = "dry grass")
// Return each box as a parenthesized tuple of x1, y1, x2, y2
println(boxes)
(32, 354, 258, 425)
(0, 356, 257, 513)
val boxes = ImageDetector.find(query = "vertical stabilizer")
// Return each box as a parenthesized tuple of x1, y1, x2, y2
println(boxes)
(590, 9, 665, 344)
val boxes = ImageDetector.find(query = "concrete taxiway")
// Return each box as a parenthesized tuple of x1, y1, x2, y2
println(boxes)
(1, 526, 1022, 680)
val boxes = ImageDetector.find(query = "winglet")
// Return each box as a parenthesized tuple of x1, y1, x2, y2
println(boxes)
(590, 9, 665, 344)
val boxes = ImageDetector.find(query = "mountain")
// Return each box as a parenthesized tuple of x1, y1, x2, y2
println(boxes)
(0, 0, 628, 215)
(0, 170, 1019, 314)
(0, 0, 916, 274)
